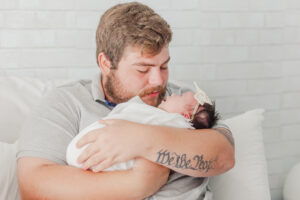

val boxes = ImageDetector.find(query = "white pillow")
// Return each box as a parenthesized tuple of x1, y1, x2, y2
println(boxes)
(0, 141, 20, 200)
(283, 162, 300, 200)
(209, 109, 271, 200)
(0, 76, 67, 143)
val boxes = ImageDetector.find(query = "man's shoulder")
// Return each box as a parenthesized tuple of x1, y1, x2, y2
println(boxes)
(42, 79, 94, 107)
(56, 79, 92, 92)
(167, 80, 194, 95)
(47, 79, 92, 96)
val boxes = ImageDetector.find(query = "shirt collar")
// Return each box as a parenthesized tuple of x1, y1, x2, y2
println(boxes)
(91, 72, 117, 108)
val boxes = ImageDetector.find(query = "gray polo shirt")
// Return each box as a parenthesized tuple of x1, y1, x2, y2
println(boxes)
(17, 73, 229, 165)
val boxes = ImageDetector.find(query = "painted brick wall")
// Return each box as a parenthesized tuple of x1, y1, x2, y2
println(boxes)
(1, 0, 300, 199)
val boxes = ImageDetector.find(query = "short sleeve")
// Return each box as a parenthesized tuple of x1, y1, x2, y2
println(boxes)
(17, 88, 80, 165)
(212, 120, 231, 130)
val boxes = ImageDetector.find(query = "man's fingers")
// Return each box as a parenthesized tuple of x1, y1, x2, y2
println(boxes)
(77, 144, 100, 164)
(82, 152, 105, 170)
(77, 130, 99, 148)
(92, 158, 113, 172)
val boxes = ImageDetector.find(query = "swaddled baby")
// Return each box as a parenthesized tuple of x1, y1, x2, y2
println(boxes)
(67, 84, 219, 170)
(66, 83, 219, 200)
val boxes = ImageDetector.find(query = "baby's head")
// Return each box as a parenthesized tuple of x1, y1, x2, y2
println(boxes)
(191, 101, 219, 129)
(158, 91, 219, 129)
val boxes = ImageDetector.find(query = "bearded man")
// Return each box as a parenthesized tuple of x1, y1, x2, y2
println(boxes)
(17, 2, 235, 200)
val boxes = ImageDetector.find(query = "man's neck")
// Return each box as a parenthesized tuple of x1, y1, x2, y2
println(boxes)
(100, 76, 115, 104)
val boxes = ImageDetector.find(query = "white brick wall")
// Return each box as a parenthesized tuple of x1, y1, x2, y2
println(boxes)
(1, 0, 300, 199)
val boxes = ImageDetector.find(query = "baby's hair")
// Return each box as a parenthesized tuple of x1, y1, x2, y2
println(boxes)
(191, 102, 220, 129)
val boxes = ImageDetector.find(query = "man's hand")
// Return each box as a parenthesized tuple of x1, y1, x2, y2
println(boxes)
(77, 119, 147, 172)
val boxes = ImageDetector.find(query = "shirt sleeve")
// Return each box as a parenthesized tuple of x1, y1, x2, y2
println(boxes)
(212, 120, 231, 130)
(17, 88, 80, 165)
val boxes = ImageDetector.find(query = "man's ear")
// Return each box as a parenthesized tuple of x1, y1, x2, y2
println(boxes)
(98, 52, 112, 75)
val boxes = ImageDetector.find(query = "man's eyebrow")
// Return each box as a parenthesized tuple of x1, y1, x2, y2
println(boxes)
(132, 57, 171, 67)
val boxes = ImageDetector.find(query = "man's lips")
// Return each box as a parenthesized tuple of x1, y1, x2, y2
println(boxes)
(146, 91, 159, 97)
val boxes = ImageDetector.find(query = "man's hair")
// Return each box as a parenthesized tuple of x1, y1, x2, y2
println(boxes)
(95, 2, 172, 68)
(191, 102, 220, 129)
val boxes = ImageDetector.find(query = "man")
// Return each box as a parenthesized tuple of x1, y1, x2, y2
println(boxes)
(17, 2, 235, 200)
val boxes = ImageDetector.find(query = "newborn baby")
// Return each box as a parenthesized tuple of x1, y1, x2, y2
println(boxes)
(66, 84, 219, 200)
(67, 89, 219, 170)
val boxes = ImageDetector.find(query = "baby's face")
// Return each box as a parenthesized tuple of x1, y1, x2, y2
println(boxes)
(159, 91, 198, 117)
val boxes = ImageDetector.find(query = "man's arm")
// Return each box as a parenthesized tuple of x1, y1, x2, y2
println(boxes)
(141, 126, 235, 177)
(78, 120, 235, 178)
(17, 157, 169, 200)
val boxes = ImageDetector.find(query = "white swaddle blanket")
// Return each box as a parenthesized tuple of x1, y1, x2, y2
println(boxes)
(67, 96, 212, 200)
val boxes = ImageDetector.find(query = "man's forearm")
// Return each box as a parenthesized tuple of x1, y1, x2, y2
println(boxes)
(18, 157, 165, 200)
(139, 125, 235, 177)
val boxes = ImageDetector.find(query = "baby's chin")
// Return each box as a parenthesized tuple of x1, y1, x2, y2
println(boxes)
(157, 102, 178, 113)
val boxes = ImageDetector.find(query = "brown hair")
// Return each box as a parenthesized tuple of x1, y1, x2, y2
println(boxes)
(95, 2, 172, 68)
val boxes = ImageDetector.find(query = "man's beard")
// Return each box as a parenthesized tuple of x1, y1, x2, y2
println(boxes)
(104, 71, 166, 106)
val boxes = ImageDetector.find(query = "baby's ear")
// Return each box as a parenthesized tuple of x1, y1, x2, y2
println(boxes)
(182, 112, 191, 119)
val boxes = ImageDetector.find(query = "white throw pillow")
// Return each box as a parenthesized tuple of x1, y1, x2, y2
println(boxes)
(0, 76, 67, 143)
(209, 109, 271, 200)
(0, 77, 47, 143)
(0, 141, 20, 200)
(283, 162, 300, 200)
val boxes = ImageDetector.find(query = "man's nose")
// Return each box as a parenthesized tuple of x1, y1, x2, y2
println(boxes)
(148, 68, 164, 86)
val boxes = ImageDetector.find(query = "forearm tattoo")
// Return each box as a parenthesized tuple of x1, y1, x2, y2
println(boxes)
(215, 127, 235, 147)
(155, 149, 217, 172)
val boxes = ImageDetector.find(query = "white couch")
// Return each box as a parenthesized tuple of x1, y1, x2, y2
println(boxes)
(0, 76, 271, 200)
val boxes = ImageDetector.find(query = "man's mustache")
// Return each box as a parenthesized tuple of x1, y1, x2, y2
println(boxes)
(138, 85, 166, 97)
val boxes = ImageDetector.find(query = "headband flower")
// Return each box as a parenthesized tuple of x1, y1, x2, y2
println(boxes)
(191, 81, 212, 120)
